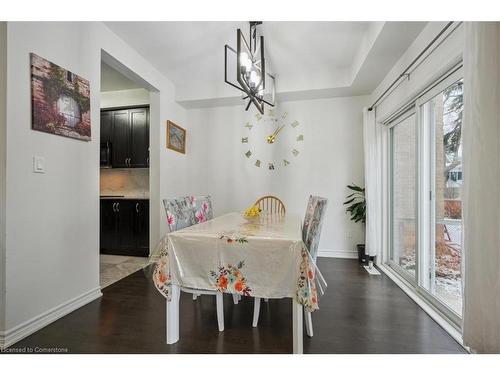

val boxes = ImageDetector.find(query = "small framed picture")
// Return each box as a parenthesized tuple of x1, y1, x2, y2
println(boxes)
(166, 120, 186, 154)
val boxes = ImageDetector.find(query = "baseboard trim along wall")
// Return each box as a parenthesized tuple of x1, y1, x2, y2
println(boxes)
(318, 249, 358, 259)
(0, 287, 102, 349)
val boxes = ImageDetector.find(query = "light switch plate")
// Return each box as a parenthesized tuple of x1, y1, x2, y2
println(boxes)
(33, 156, 45, 173)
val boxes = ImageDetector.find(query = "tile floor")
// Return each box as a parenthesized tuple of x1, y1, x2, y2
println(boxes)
(100, 254, 150, 288)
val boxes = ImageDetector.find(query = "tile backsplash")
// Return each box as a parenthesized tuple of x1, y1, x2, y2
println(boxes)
(100, 169, 149, 198)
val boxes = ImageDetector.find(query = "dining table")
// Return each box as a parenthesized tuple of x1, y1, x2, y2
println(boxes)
(152, 211, 326, 354)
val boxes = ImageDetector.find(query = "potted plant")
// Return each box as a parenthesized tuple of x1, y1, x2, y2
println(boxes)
(343, 184, 366, 262)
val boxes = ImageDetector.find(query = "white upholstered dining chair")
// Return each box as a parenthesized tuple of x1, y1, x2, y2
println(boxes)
(163, 195, 225, 332)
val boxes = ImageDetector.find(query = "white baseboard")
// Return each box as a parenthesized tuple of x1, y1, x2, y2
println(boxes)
(318, 249, 358, 259)
(0, 287, 102, 349)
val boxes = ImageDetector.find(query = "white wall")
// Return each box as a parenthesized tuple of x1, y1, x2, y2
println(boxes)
(186, 96, 369, 257)
(4, 22, 101, 346)
(0, 21, 7, 339)
(100, 88, 149, 109)
(1, 21, 191, 347)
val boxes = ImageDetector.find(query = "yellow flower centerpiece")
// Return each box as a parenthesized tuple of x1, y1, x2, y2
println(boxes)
(244, 205, 262, 219)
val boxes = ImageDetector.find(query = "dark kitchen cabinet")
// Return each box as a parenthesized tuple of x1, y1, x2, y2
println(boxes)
(100, 199, 149, 257)
(100, 107, 149, 169)
(116, 200, 136, 251)
(100, 111, 113, 143)
(111, 110, 131, 168)
(130, 109, 149, 168)
(100, 199, 117, 251)
(133, 200, 150, 252)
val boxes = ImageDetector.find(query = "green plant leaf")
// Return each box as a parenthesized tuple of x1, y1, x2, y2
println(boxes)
(350, 202, 362, 210)
(347, 184, 363, 192)
(343, 198, 355, 205)
(344, 183, 366, 224)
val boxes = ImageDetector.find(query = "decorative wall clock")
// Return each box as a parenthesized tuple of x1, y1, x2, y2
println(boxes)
(241, 108, 303, 170)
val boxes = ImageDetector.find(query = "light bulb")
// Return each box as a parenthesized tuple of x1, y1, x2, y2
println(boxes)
(240, 52, 248, 63)
(240, 52, 252, 74)
(249, 70, 260, 88)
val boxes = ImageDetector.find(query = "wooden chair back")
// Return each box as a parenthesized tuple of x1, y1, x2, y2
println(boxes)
(254, 195, 286, 214)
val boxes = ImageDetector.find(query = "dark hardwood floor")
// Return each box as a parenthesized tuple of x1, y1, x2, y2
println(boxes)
(10, 258, 466, 354)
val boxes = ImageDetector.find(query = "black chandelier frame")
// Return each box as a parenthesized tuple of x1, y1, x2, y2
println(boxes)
(224, 21, 276, 114)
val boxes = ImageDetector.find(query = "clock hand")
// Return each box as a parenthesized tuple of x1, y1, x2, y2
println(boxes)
(267, 125, 286, 144)
(267, 126, 279, 144)
(273, 124, 285, 137)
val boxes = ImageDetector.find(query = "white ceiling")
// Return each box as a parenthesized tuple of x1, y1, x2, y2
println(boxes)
(105, 21, 428, 107)
(101, 61, 144, 92)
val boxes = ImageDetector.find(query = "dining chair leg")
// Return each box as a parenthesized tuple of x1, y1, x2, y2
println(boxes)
(292, 299, 304, 354)
(305, 310, 313, 337)
(216, 292, 224, 332)
(252, 297, 261, 327)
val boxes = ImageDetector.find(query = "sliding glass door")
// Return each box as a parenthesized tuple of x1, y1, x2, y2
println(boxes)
(390, 111, 417, 283)
(387, 66, 463, 326)
(419, 76, 463, 319)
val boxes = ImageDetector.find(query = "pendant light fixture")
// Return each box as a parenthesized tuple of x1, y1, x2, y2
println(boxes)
(224, 21, 276, 114)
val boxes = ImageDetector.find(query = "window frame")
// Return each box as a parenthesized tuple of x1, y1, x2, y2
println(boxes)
(385, 65, 464, 331)
(415, 67, 464, 327)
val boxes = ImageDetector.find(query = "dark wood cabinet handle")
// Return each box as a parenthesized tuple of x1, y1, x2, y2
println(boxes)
(136, 203, 139, 213)
(116, 202, 120, 212)
(112, 202, 116, 212)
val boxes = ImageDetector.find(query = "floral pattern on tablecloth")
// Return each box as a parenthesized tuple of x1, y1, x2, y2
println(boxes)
(152, 239, 172, 300)
(209, 260, 252, 296)
(151, 213, 327, 309)
(152, 240, 322, 310)
(218, 232, 248, 244)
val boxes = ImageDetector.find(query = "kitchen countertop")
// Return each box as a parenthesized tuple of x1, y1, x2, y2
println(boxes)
(100, 195, 149, 200)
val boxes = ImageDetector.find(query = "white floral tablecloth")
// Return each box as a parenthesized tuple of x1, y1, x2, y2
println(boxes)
(152, 212, 326, 312)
